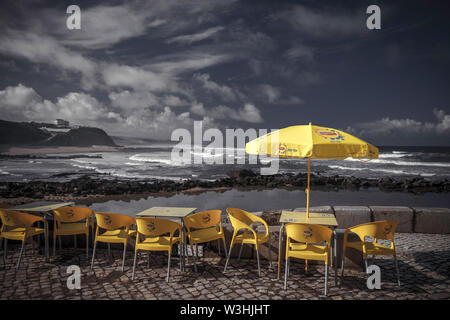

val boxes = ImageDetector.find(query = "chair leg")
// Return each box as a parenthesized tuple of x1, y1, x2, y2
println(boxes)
(237, 242, 244, 262)
(221, 237, 228, 259)
(394, 255, 401, 286)
(31, 236, 34, 255)
(85, 234, 89, 259)
(287, 257, 290, 277)
(223, 243, 234, 273)
(147, 252, 151, 268)
(256, 248, 261, 277)
(166, 251, 172, 282)
(53, 235, 56, 257)
(107, 243, 111, 260)
(191, 244, 198, 272)
(268, 243, 272, 269)
(59, 236, 62, 250)
(3, 238, 8, 264)
(364, 257, 368, 272)
(179, 243, 183, 271)
(90, 241, 97, 270)
(74, 235, 77, 249)
(2, 238, 5, 265)
(132, 250, 138, 280)
(217, 239, 221, 256)
(340, 248, 346, 286)
(16, 239, 26, 269)
(324, 263, 329, 296)
(121, 243, 127, 272)
(284, 257, 289, 290)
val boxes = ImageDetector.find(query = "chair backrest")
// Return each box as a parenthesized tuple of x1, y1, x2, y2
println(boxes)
(0, 209, 42, 227)
(285, 223, 332, 245)
(95, 212, 136, 230)
(136, 217, 181, 237)
(226, 208, 264, 229)
(184, 210, 222, 230)
(53, 207, 93, 223)
(349, 220, 398, 241)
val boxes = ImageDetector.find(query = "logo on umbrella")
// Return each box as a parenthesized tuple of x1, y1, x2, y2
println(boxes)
(279, 143, 287, 155)
(314, 128, 345, 142)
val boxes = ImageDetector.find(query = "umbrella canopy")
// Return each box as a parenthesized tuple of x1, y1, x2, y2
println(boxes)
(245, 123, 379, 217)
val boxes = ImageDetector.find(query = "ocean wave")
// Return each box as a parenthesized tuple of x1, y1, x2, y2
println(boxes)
(345, 158, 450, 167)
(125, 162, 142, 166)
(378, 153, 409, 159)
(71, 163, 97, 170)
(328, 165, 435, 176)
(129, 154, 175, 165)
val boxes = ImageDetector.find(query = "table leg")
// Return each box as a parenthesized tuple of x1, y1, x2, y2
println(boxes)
(277, 223, 284, 280)
(333, 229, 337, 286)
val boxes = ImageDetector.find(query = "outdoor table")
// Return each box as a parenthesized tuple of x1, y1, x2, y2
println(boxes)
(8, 201, 75, 262)
(277, 210, 339, 285)
(136, 206, 196, 272)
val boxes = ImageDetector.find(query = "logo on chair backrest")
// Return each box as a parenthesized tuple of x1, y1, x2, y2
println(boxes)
(304, 228, 313, 238)
(383, 225, 392, 236)
(4, 212, 10, 222)
(202, 213, 211, 224)
(147, 221, 156, 231)
(104, 215, 112, 225)
(66, 210, 75, 218)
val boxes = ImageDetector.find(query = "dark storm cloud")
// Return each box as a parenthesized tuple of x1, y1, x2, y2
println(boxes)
(0, 0, 449, 144)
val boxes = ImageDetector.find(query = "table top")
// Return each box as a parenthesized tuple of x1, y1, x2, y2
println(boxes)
(136, 206, 197, 218)
(9, 201, 75, 213)
(280, 210, 338, 227)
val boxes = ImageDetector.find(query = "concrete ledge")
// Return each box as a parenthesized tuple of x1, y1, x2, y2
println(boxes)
(334, 206, 371, 229)
(370, 206, 414, 233)
(414, 207, 450, 234)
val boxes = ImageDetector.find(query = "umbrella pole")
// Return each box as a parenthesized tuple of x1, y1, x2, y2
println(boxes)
(306, 157, 311, 219)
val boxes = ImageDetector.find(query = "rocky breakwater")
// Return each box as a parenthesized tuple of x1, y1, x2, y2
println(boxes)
(0, 169, 449, 202)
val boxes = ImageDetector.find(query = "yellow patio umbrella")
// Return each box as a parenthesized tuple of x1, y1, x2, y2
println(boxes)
(246, 123, 379, 218)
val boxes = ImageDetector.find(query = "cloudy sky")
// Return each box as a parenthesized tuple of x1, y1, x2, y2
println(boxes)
(0, 0, 449, 145)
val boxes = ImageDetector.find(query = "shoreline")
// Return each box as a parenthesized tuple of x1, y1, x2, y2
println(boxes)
(0, 169, 449, 207)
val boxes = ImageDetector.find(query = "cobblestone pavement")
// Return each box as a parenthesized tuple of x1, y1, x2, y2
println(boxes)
(0, 233, 449, 300)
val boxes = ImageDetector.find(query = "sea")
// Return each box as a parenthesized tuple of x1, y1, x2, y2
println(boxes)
(1, 140, 449, 209)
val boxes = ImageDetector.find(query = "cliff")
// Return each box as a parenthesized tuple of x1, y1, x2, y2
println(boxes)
(0, 119, 116, 147)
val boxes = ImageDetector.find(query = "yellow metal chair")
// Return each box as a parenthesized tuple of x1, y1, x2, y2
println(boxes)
(341, 220, 400, 286)
(284, 223, 333, 295)
(184, 210, 228, 272)
(132, 217, 182, 282)
(223, 208, 271, 277)
(0, 209, 46, 269)
(52, 206, 94, 258)
(91, 212, 136, 271)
